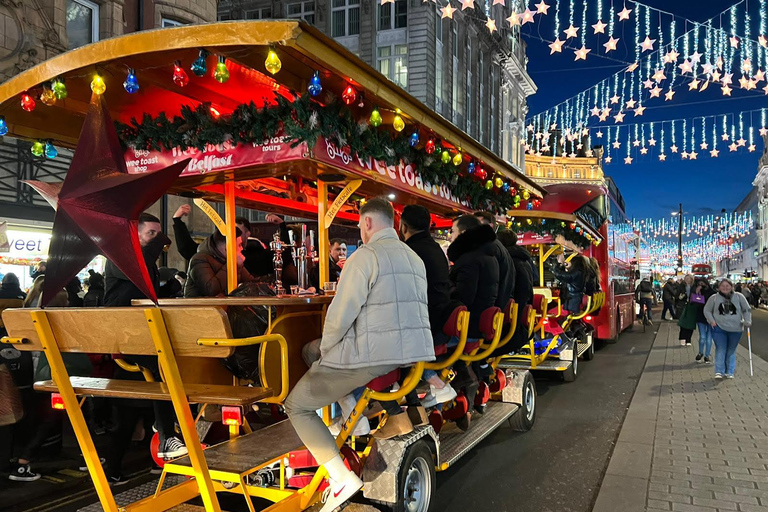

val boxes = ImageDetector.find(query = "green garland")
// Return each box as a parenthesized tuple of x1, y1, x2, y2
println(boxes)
(511, 218, 595, 249)
(116, 93, 523, 214)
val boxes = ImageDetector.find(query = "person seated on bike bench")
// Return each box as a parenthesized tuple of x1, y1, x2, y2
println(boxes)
(635, 277, 655, 325)
(285, 198, 435, 512)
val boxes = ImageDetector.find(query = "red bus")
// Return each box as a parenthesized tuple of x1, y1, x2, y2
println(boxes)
(692, 264, 713, 279)
(514, 179, 635, 340)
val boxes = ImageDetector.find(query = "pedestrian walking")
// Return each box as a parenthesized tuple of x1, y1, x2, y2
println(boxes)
(704, 278, 752, 379)
(677, 275, 696, 346)
(690, 280, 715, 363)
(661, 278, 677, 320)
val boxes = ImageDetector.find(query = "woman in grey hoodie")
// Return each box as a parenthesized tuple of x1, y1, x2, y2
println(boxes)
(704, 279, 752, 379)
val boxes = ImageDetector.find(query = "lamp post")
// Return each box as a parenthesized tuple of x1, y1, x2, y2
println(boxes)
(672, 204, 683, 275)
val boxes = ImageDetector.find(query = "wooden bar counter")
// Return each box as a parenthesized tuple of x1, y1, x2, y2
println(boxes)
(132, 295, 333, 398)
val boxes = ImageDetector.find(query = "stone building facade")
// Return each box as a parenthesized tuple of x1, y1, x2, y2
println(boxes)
(217, 0, 536, 171)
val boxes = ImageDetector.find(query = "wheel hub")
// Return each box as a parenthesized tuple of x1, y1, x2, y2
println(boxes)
(403, 457, 431, 512)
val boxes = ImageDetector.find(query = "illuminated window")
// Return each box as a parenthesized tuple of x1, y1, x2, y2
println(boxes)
(378, 45, 408, 88)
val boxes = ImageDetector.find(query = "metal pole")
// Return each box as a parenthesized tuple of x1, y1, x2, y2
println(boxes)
(678, 203, 683, 275)
(748, 327, 754, 377)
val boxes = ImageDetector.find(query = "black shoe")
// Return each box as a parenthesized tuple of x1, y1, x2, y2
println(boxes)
(696, 353, 703, 362)
(150, 463, 163, 475)
(8, 463, 41, 482)
(456, 412, 471, 432)
(79, 456, 106, 472)
(474, 404, 487, 415)
(704, 357, 711, 364)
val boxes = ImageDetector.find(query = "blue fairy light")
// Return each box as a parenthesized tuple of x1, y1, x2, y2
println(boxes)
(123, 69, 139, 94)
(308, 72, 323, 96)
(0, 116, 7, 136)
(44, 141, 58, 159)
(191, 50, 208, 77)
(409, 130, 419, 147)
(467, 161, 475, 174)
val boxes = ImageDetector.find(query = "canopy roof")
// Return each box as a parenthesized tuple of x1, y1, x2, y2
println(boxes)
(0, 20, 544, 218)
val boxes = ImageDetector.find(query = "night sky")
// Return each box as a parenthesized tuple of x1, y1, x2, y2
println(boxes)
(522, 0, 764, 219)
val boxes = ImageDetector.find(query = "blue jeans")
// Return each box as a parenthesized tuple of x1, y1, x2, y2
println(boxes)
(638, 297, 653, 320)
(712, 326, 742, 376)
(696, 322, 713, 357)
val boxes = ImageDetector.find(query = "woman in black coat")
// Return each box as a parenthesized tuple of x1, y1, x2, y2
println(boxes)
(550, 254, 588, 314)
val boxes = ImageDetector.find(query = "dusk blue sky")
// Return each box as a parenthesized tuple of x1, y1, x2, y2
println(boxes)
(522, 0, 764, 219)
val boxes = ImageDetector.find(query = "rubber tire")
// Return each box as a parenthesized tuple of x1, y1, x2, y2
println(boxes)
(388, 439, 435, 512)
(563, 342, 578, 382)
(583, 335, 595, 361)
(509, 371, 536, 432)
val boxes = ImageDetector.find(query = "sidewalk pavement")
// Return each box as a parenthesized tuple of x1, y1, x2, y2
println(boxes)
(594, 320, 768, 512)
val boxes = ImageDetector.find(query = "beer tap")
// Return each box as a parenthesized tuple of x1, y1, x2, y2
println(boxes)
(270, 231, 286, 295)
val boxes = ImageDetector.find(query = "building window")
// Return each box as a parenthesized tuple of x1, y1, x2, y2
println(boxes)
(435, 7, 443, 106)
(332, 0, 360, 37)
(218, 13, 232, 20)
(378, 45, 408, 88)
(466, 40, 473, 136)
(378, 0, 407, 30)
(66, 0, 99, 50)
(287, 1, 315, 24)
(161, 18, 185, 27)
(490, 64, 497, 152)
(246, 7, 272, 19)
(479, 51, 485, 144)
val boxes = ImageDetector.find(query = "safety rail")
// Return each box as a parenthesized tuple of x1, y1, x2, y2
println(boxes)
(461, 311, 505, 362)
(424, 309, 470, 371)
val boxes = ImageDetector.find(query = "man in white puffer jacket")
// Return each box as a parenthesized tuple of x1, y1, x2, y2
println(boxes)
(285, 197, 434, 512)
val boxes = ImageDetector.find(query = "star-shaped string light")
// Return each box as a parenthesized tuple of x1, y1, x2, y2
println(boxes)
(640, 147, 648, 155)
(643, 79, 654, 89)
(507, 12, 520, 26)
(712, 70, 722, 82)
(460, 0, 474, 10)
(520, 8, 535, 24)
(700, 142, 709, 150)
(625, 98, 637, 109)
(604, 36, 619, 52)
(679, 60, 693, 74)
(681, 151, 689, 159)
(564, 24, 579, 39)
(612, 140, 622, 149)
(624, 156, 633, 164)
(664, 50, 680, 64)
(690, 51, 703, 63)
(649, 138, 656, 146)
(730, 142, 739, 152)
(688, 78, 701, 90)
(549, 38, 564, 53)
(659, 154, 667, 161)
(739, 76, 750, 89)
(755, 70, 766, 82)
(665, 89, 675, 101)
(738, 138, 747, 147)
(617, 6, 632, 20)
(605, 156, 613, 163)
(650, 85, 662, 98)
(722, 133, 730, 141)
(710, 149, 720, 157)
(632, 140, 641, 147)
(535, 1, 550, 15)
(614, 111, 626, 123)
(760, 35, 768, 48)
(441, 4, 457, 18)
(27, 95, 189, 306)
(634, 105, 646, 116)
(689, 150, 698, 160)
(592, 20, 607, 34)
(652, 69, 667, 83)
(485, 18, 497, 33)
(749, 144, 757, 152)
(610, 95, 620, 104)
(640, 36, 656, 52)
(722, 84, 733, 96)
(574, 46, 591, 61)
(763, 84, 768, 95)
(626, 62, 639, 72)
(761, 127, 768, 136)
(702, 62, 714, 75)
(743, 59, 753, 72)
(730, 36, 740, 48)
(671, 144, 679, 153)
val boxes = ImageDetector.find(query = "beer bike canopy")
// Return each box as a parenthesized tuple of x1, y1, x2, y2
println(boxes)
(0, 20, 545, 217)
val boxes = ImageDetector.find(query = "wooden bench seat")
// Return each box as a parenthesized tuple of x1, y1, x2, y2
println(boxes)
(34, 377, 273, 406)
(167, 420, 302, 476)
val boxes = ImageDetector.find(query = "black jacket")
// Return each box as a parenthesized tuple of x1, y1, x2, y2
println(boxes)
(405, 231, 453, 334)
(447, 225, 500, 339)
(184, 235, 253, 298)
(489, 238, 515, 309)
(693, 287, 715, 324)
(502, 243, 534, 307)
(551, 263, 586, 313)
(105, 234, 169, 307)
(662, 282, 677, 302)
(172, 217, 199, 263)
(309, 257, 342, 290)
(0, 284, 26, 301)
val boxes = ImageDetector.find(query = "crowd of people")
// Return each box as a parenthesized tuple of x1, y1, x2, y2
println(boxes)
(1, 199, 604, 512)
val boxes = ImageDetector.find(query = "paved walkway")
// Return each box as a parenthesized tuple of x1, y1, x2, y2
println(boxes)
(594, 320, 768, 512)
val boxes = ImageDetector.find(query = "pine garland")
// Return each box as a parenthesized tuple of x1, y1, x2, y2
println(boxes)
(511, 218, 596, 248)
(116, 93, 524, 214)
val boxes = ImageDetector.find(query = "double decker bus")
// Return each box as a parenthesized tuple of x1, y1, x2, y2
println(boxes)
(521, 155, 636, 340)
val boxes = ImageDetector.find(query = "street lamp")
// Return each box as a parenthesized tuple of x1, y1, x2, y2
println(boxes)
(671, 203, 684, 274)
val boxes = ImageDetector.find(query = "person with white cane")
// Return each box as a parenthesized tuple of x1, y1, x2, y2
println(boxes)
(704, 279, 752, 380)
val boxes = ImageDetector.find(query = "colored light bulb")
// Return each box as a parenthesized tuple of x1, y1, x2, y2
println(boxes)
(495, 177, 504, 188)
(510, 187, 517, 196)
(342, 85, 357, 105)
(409, 130, 419, 147)
(527, 202, 533, 210)
(30, 141, 44, 157)
(425, 139, 436, 154)
(40, 87, 56, 106)
(20, 93, 35, 112)
(369, 108, 382, 127)
(214, 57, 230, 83)
(308, 72, 323, 97)
(191, 50, 208, 77)
(393, 113, 405, 132)
(52, 79, 67, 100)
(523, 190, 530, 200)
(476, 167, 487, 180)
(44, 141, 58, 159)
(485, 180, 494, 190)
(123, 69, 140, 93)
(502, 182, 510, 193)
(172, 61, 189, 87)
(0, 116, 7, 136)
(467, 161, 475, 174)
(452, 152, 463, 166)
(265, 48, 282, 75)
(441, 150, 451, 164)
(91, 74, 106, 95)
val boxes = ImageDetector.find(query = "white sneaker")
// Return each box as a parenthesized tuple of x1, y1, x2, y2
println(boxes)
(680, 340, 686, 346)
(726, 374, 735, 379)
(157, 436, 188, 459)
(715, 373, 724, 379)
(421, 384, 457, 408)
(328, 416, 371, 437)
(319, 472, 363, 512)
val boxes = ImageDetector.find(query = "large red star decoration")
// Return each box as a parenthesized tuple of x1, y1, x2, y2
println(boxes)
(26, 95, 189, 306)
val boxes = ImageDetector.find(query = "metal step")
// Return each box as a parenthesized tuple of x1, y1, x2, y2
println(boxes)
(78, 475, 186, 512)
(497, 358, 573, 372)
(437, 401, 519, 470)
(576, 340, 591, 357)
